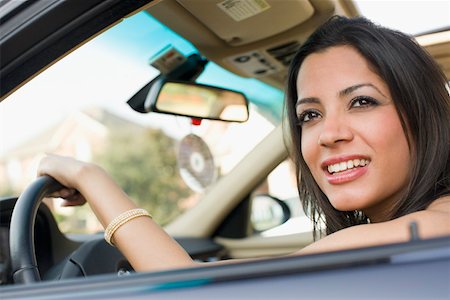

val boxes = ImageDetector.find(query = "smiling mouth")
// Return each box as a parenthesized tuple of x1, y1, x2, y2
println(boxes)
(327, 158, 370, 174)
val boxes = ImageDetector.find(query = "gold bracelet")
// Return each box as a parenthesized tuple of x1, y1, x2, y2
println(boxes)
(104, 208, 152, 246)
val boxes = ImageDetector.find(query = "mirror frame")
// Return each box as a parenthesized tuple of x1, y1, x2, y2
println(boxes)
(144, 77, 250, 122)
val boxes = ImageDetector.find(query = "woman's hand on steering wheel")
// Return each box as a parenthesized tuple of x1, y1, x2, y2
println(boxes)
(38, 154, 88, 206)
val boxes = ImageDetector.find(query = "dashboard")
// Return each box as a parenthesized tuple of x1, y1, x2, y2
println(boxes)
(0, 226, 9, 284)
(0, 197, 224, 285)
(0, 197, 81, 284)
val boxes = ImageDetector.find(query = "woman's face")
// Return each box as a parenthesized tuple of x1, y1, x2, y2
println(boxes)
(296, 46, 411, 222)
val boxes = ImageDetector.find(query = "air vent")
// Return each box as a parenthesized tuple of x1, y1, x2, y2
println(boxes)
(267, 41, 301, 66)
(226, 50, 281, 77)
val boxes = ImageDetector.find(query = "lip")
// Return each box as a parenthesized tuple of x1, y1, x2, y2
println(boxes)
(325, 166, 368, 184)
(321, 155, 370, 185)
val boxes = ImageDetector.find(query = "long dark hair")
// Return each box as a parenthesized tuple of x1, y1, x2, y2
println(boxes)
(285, 16, 450, 238)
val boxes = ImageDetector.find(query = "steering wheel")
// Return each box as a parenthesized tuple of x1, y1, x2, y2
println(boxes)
(10, 176, 131, 284)
(9, 176, 63, 283)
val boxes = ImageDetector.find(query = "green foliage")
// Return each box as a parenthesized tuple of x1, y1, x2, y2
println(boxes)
(97, 128, 192, 225)
(0, 185, 18, 198)
(54, 205, 101, 234)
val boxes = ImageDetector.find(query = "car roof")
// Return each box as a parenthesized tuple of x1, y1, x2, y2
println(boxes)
(145, 0, 359, 90)
(1, 0, 448, 101)
(0, 0, 358, 100)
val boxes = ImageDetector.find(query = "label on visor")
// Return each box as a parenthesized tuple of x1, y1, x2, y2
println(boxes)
(217, 0, 270, 22)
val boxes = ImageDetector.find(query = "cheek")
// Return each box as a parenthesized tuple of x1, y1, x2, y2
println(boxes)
(366, 111, 408, 154)
(361, 110, 411, 188)
(300, 129, 320, 175)
(377, 115, 410, 166)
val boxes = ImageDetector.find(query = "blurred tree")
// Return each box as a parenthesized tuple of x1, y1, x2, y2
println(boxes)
(97, 128, 192, 225)
(0, 185, 18, 198)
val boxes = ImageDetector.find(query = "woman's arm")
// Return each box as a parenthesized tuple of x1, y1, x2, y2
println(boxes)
(38, 154, 196, 272)
(296, 196, 450, 255)
(37, 154, 450, 270)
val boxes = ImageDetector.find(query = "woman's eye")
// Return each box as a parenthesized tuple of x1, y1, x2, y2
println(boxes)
(350, 96, 379, 108)
(298, 110, 321, 125)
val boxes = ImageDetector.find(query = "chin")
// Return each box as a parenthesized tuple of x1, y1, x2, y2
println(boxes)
(328, 195, 369, 212)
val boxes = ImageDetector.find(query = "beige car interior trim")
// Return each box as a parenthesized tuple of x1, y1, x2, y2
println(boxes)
(176, 0, 315, 46)
(417, 30, 450, 79)
(147, 0, 353, 89)
(215, 232, 313, 258)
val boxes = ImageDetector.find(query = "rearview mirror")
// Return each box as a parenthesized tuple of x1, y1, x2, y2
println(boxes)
(146, 80, 249, 122)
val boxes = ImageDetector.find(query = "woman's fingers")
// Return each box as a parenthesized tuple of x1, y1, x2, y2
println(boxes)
(48, 188, 87, 206)
(60, 195, 87, 207)
(48, 187, 73, 198)
(36, 153, 98, 207)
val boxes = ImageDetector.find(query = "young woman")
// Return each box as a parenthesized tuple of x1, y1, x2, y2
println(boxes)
(284, 16, 450, 254)
(37, 16, 450, 271)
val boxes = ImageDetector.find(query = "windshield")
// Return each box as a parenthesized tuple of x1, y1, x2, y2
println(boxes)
(0, 11, 284, 232)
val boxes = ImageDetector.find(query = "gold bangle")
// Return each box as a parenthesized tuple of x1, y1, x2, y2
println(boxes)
(104, 208, 152, 246)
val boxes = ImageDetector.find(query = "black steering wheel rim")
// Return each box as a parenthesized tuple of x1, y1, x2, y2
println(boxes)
(9, 176, 63, 284)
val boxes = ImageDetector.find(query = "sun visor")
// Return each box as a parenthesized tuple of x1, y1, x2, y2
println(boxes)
(176, 0, 315, 46)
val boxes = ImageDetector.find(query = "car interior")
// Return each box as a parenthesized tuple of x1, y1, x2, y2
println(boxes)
(0, 0, 449, 289)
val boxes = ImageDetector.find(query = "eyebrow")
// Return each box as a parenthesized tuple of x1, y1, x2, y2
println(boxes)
(338, 83, 386, 98)
(296, 83, 386, 108)
(295, 97, 320, 108)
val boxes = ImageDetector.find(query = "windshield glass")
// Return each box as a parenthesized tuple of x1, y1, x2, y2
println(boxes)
(0, 11, 283, 233)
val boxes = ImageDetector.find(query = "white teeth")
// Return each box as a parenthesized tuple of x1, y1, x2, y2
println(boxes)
(347, 160, 354, 169)
(327, 159, 369, 174)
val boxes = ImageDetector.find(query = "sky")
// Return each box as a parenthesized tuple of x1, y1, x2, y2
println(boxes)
(355, 0, 449, 35)
(1, 1, 449, 156)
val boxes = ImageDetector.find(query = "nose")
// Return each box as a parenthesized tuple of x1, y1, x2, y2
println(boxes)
(318, 113, 354, 147)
